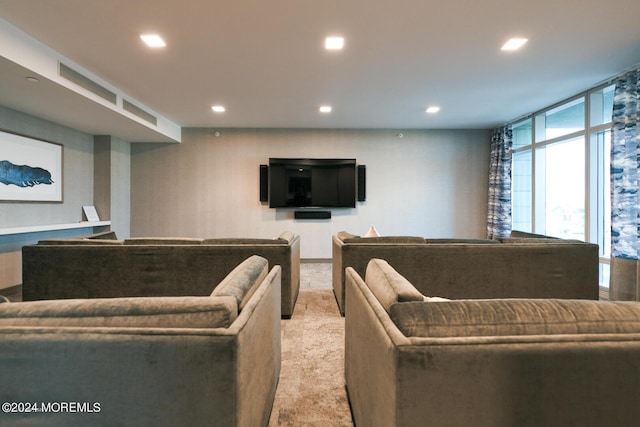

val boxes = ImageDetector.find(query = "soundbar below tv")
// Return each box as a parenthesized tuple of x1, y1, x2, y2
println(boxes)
(268, 158, 356, 208)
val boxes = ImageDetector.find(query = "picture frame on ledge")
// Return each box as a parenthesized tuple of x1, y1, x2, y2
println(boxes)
(0, 130, 63, 203)
(82, 205, 100, 222)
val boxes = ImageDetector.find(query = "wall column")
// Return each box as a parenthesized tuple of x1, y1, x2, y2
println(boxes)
(94, 135, 131, 239)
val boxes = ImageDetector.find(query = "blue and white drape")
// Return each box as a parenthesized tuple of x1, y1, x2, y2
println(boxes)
(487, 125, 513, 239)
(610, 68, 640, 300)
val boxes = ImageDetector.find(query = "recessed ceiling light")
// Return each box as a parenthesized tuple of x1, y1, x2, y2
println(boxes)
(325, 37, 344, 50)
(426, 106, 440, 114)
(501, 38, 528, 51)
(211, 105, 226, 113)
(140, 34, 166, 48)
(319, 105, 332, 113)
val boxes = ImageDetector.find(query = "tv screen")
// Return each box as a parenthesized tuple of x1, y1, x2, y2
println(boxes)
(268, 158, 356, 208)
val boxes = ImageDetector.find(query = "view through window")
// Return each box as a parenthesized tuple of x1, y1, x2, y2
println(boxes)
(511, 84, 615, 288)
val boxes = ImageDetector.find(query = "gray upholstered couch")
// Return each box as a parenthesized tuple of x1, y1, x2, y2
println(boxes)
(345, 258, 640, 427)
(0, 255, 281, 427)
(22, 231, 300, 318)
(332, 230, 599, 315)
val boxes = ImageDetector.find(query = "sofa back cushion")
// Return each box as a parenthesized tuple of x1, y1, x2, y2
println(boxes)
(389, 299, 640, 338)
(425, 238, 499, 244)
(344, 236, 426, 244)
(82, 230, 119, 240)
(509, 230, 558, 239)
(202, 231, 294, 245)
(210, 255, 269, 310)
(499, 237, 587, 244)
(203, 238, 288, 245)
(365, 258, 424, 313)
(37, 238, 124, 245)
(337, 230, 425, 244)
(0, 296, 238, 328)
(123, 237, 204, 245)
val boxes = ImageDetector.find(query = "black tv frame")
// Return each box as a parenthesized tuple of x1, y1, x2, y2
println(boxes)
(268, 158, 357, 209)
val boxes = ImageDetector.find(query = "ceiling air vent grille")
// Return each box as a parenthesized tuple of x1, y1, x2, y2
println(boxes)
(122, 100, 158, 126)
(59, 62, 117, 105)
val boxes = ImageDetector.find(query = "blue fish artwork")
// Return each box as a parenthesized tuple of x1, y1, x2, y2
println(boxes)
(0, 160, 54, 187)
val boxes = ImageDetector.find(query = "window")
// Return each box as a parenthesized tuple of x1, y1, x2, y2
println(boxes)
(511, 83, 615, 289)
(512, 119, 532, 232)
(593, 128, 611, 289)
(535, 136, 585, 240)
(535, 97, 585, 142)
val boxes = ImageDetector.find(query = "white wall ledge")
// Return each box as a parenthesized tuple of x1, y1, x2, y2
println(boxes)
(0, 221, 110, 236)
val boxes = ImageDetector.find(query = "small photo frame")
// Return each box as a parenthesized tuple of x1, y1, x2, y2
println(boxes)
(0, 130, 63, 202)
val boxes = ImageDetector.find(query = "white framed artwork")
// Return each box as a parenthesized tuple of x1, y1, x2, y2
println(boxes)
(0, 130, 63, 202)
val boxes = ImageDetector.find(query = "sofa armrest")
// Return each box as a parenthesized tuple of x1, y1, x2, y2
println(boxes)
(344, 266, 410, 427)
(230, 265, 282, 427)
(332, 235, 346, 314)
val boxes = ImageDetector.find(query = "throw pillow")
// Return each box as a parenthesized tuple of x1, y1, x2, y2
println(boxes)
(364, 225, 381, 237)
(423, 296, 450, 302)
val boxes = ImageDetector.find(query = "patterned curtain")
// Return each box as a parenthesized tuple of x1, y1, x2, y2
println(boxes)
(487, 124, 513, 239)
(610, 68, 640, 301)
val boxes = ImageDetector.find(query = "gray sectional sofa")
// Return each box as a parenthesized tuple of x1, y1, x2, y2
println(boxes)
(0, 255, 281, 427)
(332, 230, 599, 315)
(345, 258, 640, 427)
(22, 231, 300, 318)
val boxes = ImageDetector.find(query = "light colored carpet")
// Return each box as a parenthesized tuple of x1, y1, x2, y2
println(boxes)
(269, 263, 353, 426)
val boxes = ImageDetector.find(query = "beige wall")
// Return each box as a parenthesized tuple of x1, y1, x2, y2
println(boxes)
(131, 128, 491, 259)
(0, 107, 124, 290)
(0, 107, 491, 289)
(0, 106, 95, 228)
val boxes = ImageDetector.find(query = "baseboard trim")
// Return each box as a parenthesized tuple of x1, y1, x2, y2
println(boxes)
(301, 258, 331, 263)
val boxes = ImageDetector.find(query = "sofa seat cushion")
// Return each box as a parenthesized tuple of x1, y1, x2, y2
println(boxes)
(0, 296, 238, 328)
(365, 259, 424, 313)
(210, 255, 269, 310)
(390, 299, 640, 338)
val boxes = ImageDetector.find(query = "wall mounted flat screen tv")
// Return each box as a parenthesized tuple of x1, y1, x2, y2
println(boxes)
(269, 158, 357, 208)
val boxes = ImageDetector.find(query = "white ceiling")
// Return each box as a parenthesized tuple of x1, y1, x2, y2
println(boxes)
(1, 0, 640, 142)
